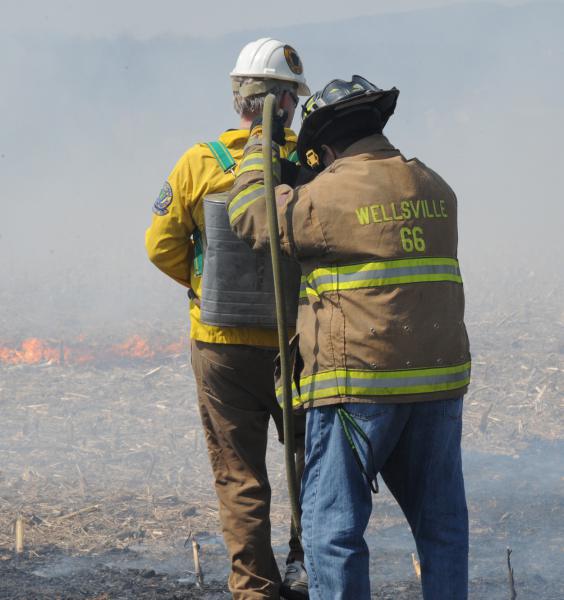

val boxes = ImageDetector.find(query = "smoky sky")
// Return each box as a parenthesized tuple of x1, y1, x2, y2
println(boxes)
(1, 0, 551, 38)
(0, 1, 562, 334)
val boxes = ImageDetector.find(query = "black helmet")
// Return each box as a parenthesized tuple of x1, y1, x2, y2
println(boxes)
(297, 75, 399, 171)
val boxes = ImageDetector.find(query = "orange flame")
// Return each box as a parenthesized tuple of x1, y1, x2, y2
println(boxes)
(111, 335, 155, 359)
(0, 335, 186, 366)
(0, 338, 61, 365)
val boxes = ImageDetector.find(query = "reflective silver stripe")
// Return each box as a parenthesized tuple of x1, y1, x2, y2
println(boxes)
(299, 277, 307, 300)
(247, 136, 280, 149)
(240, 157, 264, 168)
(228, 184, 264, 222)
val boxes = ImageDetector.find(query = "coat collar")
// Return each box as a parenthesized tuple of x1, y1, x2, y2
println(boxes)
(340, 133, 397, 159)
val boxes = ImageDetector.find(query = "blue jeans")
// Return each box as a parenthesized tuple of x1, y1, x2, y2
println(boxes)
(300, 399, 468, 600)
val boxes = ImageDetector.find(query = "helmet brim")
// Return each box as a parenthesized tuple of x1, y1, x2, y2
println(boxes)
(297, 88, 399, 169)
(229, 72, 311, 96)
(297, 81, 312, 96)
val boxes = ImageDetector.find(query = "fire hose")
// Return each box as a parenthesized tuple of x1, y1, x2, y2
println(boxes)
(262, 93, 301, 538)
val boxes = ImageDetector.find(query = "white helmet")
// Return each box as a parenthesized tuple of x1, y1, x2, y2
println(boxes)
(230, 37, 310, 96)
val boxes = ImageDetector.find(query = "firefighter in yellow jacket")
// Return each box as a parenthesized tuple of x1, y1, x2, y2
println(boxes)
(145, 38, 311, 600)
(228, 76, 471, 600)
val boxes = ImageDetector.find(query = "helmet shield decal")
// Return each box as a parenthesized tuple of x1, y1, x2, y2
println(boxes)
(284, 45, 303, 75)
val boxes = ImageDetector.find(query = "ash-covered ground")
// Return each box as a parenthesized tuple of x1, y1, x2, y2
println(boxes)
(0, 269, 562, 599)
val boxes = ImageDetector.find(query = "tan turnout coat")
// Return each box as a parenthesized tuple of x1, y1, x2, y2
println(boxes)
(228, 131, 471, 409)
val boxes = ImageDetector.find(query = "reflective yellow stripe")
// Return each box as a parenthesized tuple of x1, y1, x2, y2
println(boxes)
(299, 276, 320, 302)
(238, 163, 263, 175)
(316, 274, 462, 293)
(240, 152, 263, 164)
(299, 287, 319, 300)
(276, 361, 471, 407)
(237, 153, 280, 176)
(296, 379, 470, 403)
(276, 381, 301, 406)
(299, 362, 470, 384)
(307, 258, 462, 294)
(228, 183, 264, 223)
(239, 152, 279, 165)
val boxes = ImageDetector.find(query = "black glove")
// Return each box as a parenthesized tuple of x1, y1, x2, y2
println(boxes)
(280, 159, 299, 186)
(294, 165, 318, 186)
(280, 159, 319, 187)
(251, 110, 287, 146)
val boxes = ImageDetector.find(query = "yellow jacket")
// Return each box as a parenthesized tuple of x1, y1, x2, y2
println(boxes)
(145, 128, 298, 347)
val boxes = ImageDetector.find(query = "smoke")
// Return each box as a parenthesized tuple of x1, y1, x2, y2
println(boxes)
(0, 7, 562, 594)
(0, 2, 562, 336)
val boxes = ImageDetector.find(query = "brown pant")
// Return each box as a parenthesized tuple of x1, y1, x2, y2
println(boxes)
(191, 340, 305, 600)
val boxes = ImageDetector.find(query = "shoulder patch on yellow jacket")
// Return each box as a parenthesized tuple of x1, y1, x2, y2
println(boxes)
(152, 181, 173, 216)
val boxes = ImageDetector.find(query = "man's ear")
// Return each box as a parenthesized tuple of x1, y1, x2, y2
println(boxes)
(320, 144, 337, 167)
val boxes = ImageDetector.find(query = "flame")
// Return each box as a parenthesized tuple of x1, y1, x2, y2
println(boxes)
(161, 340, 185, 355)
(0, 338, 61, 365)
(0, 335, 186, 366)
(111, 335, 155, 359)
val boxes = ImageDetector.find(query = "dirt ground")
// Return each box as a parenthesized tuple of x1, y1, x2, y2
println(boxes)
(1, 272, 562, 599)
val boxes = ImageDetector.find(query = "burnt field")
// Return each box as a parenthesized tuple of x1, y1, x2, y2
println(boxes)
(0, 271, 563, 599)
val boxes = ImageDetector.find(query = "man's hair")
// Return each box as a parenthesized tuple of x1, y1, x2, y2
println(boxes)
(233, 77, 297, 118)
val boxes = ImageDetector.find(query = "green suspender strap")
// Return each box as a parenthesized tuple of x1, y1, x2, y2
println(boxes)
(192, 141, 237, 276)
(205, 140, 237, 174)
(192, 230, 204, 276)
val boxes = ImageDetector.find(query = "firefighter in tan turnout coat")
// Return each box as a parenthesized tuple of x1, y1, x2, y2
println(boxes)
(228, 76, 471, 600)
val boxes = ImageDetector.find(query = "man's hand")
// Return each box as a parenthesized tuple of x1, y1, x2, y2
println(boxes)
(251, 110, 287, 146)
